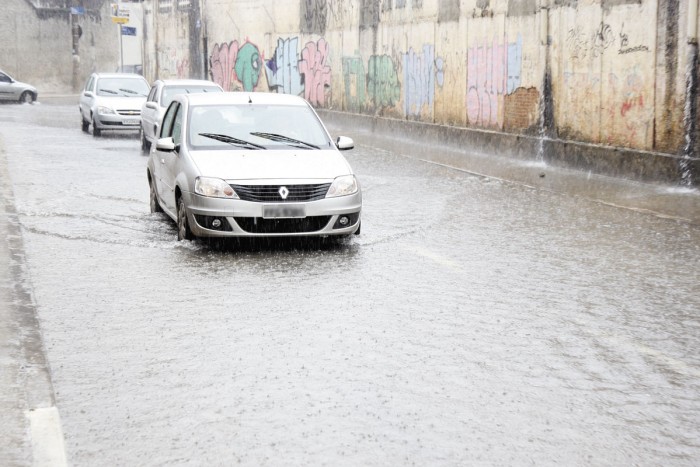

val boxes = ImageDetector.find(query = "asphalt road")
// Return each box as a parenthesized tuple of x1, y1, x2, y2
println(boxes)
(1, 100, 700, 466)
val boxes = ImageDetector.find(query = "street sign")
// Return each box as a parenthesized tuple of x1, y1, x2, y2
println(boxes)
(111, 3, 130, 24)
(70, 6, 85, 15)
(121, 26, 137, 36)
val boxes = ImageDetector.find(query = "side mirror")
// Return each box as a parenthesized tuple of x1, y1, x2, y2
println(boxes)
(146, 102, 158, 110)
(336, 136, 354, 151)
(155, 137, 176, 152)
(83, 91, 94, 98)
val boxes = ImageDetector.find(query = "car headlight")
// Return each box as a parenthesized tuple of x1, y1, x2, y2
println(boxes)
(326, 175, 358, 198)
(194, 177, 239, 199)
(97, 106, 116, 115)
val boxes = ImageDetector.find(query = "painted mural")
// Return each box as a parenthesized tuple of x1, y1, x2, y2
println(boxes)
(466, 35, 523, 128)
(210, 40, 263, 92)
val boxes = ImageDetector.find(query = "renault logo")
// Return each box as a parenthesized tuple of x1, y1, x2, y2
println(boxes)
(278, 186, 289, 200)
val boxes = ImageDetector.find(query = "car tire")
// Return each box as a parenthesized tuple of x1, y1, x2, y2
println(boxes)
(19, 91, 34, 104)
(92, 117, 101, 137)
(177, 196, 193, 241)
(141, 130, 150, 153)
(81, 115, 90, 133)
(149, 178, 163, 214)
(354, 221, 361, 235)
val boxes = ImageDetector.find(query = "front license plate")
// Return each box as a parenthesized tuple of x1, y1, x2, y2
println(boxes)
(123, 119, 139, 125)
(262, 204, 305, 219)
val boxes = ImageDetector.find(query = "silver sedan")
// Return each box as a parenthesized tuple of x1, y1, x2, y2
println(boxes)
(146, 92, 361, 241)
(0, 69, 37, 103)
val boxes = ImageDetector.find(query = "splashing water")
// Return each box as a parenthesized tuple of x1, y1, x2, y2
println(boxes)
(680, 45, 698, 187)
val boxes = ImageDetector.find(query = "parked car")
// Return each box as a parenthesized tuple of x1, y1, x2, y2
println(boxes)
(79, 72, 150, 137)
(141, 79, 223, 152)
(147, 92, 361, 241)
(0, 69, 37, 103)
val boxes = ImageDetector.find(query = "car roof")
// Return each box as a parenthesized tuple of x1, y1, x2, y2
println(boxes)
(156, 79, 221, 87)
(93, 73, 147, 80)
(181, 92, 309, 107)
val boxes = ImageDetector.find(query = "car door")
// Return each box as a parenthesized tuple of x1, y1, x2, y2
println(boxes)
(79, 75, 95, 121)
(0, 72, 14, 101)
(154, 101, 183, 213)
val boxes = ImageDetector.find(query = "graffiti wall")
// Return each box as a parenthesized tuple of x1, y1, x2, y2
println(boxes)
(193, 0, 692, 153)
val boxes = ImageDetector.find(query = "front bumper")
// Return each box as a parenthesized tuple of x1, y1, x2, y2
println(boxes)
(94, 114, 141, 131)
(183, 191, 362, 237)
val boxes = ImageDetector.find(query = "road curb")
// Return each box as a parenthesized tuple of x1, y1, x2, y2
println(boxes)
(0, 136, 67, 466)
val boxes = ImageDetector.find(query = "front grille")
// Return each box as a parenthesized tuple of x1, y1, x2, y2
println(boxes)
(234, 216, 331, 234)
(230, 183, 331, 202)
(117, 109, 140, 116)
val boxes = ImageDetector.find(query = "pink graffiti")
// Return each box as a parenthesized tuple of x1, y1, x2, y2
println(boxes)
(467, 37, 507, 127)
(210, 41, 239, 91)
(298, 39, 331, 106)
(466, 35, 522, 128)
(621, 95, 644, 117)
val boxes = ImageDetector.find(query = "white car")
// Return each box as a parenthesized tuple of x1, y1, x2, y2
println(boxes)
(141, 79, 222, 152)
(0, 69, 37, 103)
(147, 92, 361, 241)
(79, 72, 150, 137)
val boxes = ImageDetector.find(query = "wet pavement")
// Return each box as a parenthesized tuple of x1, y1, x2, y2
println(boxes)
(1, 99, 700, 466)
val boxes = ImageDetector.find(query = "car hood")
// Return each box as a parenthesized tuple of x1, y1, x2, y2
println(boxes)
(95, 96, 146, 110)
(14, 81, 36, 92)
(190, 149, 353, 181)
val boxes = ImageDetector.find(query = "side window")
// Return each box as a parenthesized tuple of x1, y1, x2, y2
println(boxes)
(147, 86, 157, 102)
(160, 102, 179, 138)
(85, 76, 94, 92)
(171, 106, 183, 146)
(0, 73, 10, 83)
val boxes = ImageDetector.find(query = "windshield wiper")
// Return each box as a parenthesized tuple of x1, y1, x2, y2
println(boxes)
(119, 88, 146, 96)
(198, 133, 266, 150)
(250, 132, 320, 150)
(99, 89, 118, 95)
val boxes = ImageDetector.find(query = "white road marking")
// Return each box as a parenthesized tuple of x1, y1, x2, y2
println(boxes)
(27, 406, 68, 467)
(406, 244, 462, 271)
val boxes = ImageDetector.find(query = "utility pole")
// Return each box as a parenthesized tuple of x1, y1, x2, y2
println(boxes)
(70, 1, 84, 91)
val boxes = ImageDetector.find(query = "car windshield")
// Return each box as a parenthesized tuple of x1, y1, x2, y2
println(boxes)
(188, 104, 333, 150)
(97, 78, 149, 97)
(161, 86, 222, 108)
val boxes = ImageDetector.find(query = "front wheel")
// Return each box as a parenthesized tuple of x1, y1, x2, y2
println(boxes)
(149, 178, 163, 213)
(177, 196, 193, 241)
(140, 130, 150, 153)
(92, 117, 101, 137)
(81, 115, 89, 132)
(19, 91, 34, 104)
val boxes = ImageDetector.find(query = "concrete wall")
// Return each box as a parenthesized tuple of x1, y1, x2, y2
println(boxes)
(172, 0, 697, 162)
(0, 0, 136, 93)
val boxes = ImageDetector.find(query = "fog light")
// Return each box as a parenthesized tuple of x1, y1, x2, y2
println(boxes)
(211, 218, 222, 229)
(338, 216, 349, 226)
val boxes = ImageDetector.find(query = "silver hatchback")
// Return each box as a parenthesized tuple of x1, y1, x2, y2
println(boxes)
(79, 72, 149, 137)
(141, 79, 222, 152)
(146, 92, 361, 241)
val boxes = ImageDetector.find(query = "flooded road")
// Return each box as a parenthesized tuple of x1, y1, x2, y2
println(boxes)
(2, 101, 700, 465)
